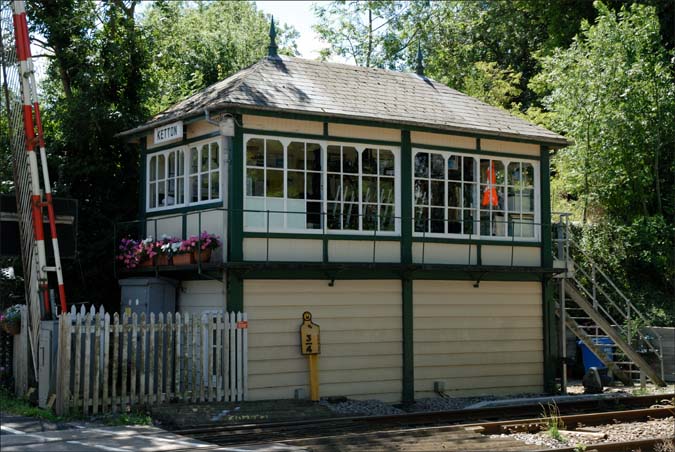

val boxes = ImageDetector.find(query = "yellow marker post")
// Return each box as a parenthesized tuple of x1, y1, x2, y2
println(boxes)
(300, 311, 320, 401)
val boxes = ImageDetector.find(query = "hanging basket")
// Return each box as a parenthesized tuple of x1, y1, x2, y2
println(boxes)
(2, 322, 20, 336)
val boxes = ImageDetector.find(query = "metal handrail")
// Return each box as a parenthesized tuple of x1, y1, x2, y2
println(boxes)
(116, 208, 549, 270)
(552, 213, 664, 379)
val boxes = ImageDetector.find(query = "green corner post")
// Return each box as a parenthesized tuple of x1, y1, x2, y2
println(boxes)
(401, 129, 414, 403)
(540, 144, 558, 393)
(227, 113, 244, 313)
(138, 137, 147, 238)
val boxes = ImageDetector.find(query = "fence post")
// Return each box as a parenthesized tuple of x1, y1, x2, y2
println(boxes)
(229, 312, 236, 401)
(92, 309, 101, 414)
(157, 312, 164, 404)
(55, 313, 70, 415)
(82, 306, 93, 415)
(139, 313, 147, 406)
(130, 313, 138, 407)
(112, 313, 119, 413)
(235, 312, 243, 401)
(242, 312, 248, 400)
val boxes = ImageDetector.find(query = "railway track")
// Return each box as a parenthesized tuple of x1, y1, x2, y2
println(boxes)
(174, 393, 674, 450)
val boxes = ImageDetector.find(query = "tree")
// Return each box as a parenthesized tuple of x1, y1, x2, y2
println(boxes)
(534, 1, 675, 323)
(142, 0, 298, 114)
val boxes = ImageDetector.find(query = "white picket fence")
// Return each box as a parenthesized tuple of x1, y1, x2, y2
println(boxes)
(55, 306, 247, 415)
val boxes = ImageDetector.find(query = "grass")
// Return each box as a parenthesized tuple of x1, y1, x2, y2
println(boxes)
(540, 401, 565, 442)
(631, 386, 650, 396)
(0, 388, 63, 422)
(0, 388, 152, 426)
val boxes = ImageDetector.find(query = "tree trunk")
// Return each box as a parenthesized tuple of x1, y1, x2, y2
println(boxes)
(366, 6, 373, 68)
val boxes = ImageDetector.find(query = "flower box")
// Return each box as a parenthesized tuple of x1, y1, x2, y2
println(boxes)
(172, 253, 195, 266)
(1, 322, 20, 336)
(193, 248, 212, 263)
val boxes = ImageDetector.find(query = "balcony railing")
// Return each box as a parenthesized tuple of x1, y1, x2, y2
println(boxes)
(115, 208, 562, 275)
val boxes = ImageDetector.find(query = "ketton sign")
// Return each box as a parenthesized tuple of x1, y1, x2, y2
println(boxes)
(154, 121, 183, 144)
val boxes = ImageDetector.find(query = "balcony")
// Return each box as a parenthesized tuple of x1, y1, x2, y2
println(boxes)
(115, 208, 565, 281)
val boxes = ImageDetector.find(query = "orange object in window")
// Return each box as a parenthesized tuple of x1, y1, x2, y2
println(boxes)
(481, 161, 499, 207)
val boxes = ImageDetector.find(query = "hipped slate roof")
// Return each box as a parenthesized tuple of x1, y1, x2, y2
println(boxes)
(119, 56, 569, 146)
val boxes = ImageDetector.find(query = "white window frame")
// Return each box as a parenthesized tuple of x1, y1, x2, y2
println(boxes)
(146, 138, 224, 213)
(243, 134, 401, 235)
(411, 148, 540, 242)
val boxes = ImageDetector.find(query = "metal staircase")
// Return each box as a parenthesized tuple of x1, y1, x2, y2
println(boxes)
(553, 214, 666, 389)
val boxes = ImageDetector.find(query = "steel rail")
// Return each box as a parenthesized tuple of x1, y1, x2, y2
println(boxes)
(172, 394, 674, 439)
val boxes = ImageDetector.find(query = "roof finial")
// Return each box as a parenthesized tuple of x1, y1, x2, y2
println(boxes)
(415, 42, 424, 76)
(268, 16, 278, 58)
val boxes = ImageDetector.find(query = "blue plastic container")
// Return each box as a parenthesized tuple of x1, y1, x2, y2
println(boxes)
(578, 337, 614, 371)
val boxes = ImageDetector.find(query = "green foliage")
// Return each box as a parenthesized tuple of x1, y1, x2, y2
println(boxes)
(540, 401, 565, 441)
(462, 62, 522, 111)
(0, 387, 63, 421)
(535, 1, 675, 223)
(142, 1, 298, 113)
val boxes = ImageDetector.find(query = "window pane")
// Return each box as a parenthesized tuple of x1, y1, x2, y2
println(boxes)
(362, 176, 377, 203)
(167, 179, 175, 206)
(414, 207, 428, 233)
(463, 209, 475, 235)
(522, 163, 534, 187)
(306, 201, 322, 230)
(343, 175, 358, 202)
(200, 174, 209, 201)
(362, 148, 377, 174)
(480, 211, 491, 235)
(414, 179, 429, 206)
(363, 204, 377, 231)
(523, 188, 535, 212)
(493, 211, 506, 236)
(210, 143, 219, 169)
(190, 175, 198, 202)
(448, 209, 461, 233)
(327, 145, 341, 172)
(149, 183, 156, 208)
(158, 155, 165, 180)
(287, 171, 304, 199)
(494, 160, 505, 184)
(327, 174, 341, 201)
(343, 203, 358, 230)
(431, 154, 445, 179)
(190, 147, 199, 173)
(149, 156, 156, 181)
(177, 150, 184, 176)
(288, 142, 305, 170)
(463, 156, 475, 182)
(508, 162, 520, 186)
(177, 177, 184, 204)
(507, 187, 518, 212)
(201, 144, 209, 172)
(380, 205, 395, 231)
(210, 172, 219, 199)
(246, 138, 264, 167)
(448, 182, 461, 207)
(414, 153, 429, 177)
(431, 181, 444, 206)
(379, 150, 395, 176)
(431, 208, 444, 233)
(246, 169, 264, 196)
(480, 184, 500, 208)
(327, 203, 341, 229)
(379, 177, 394, 204)
(343, 147, 358, 173)
(266, 140, 284, 169)
(447, 155, 461, 180)
(307, 143, 322, 171)
(266, 169, 283, 197)
(307, 173, 321, 200)
(168, 152, 175, 177)
(464, 183, 476, 208)
(158, 180, 166, 206)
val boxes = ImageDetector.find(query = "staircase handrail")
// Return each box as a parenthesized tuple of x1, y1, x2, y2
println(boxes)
(565, 234, 663, 379)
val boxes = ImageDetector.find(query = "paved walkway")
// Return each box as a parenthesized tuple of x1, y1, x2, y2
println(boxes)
(0, 413, 305, 451)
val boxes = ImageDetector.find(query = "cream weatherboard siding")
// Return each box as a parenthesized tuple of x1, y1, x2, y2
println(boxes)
(177, 280, 226, 315)
(414, 280, 543, 398)
(244, 280, 402, 401)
